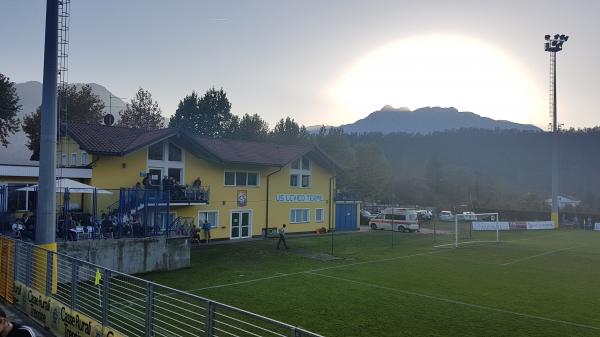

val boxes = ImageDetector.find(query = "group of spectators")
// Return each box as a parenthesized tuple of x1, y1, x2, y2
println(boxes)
(135, 176, 205, 203)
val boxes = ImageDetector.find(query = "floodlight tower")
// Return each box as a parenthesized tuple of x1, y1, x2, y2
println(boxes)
(544, 34, 568, 228)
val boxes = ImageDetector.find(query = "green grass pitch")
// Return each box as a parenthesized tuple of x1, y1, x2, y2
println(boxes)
(142, 229, 600, 337)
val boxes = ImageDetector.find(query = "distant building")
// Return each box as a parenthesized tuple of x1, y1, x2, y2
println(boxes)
(544, 195, 581, 209)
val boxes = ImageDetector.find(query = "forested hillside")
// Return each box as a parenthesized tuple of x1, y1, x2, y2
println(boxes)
(315, 127, 600, 212)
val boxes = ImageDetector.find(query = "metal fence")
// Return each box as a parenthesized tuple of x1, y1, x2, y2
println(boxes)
(2, 235, 322, 337)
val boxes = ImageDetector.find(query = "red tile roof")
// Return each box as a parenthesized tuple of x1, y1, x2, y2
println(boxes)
(65, 122, 339, 169)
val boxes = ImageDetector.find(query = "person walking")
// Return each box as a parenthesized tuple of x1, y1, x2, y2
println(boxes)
(277, 224, 288, 250)
(0, 307, 36, 336)
(202, 219, 212, 243)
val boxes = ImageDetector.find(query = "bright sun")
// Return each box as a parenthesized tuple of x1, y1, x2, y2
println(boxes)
(329, 34, 545, 127)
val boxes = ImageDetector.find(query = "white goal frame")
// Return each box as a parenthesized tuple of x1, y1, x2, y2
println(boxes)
(434, 212, 500, 249)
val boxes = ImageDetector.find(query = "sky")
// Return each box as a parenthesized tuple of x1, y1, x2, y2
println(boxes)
(1, 0, 599, 129)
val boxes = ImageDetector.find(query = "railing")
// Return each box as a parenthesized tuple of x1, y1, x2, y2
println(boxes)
(1, 235, 322, 337)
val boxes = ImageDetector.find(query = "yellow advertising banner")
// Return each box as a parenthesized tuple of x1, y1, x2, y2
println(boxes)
(13, 281, 126, 337)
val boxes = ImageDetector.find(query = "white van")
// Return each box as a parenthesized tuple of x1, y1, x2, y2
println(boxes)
(369, 208, 420, 232)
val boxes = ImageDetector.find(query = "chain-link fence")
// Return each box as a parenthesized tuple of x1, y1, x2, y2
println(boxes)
(1, 235, 322, 337)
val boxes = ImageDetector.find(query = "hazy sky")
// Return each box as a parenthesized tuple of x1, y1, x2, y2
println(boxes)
(1, 0, 599, 129)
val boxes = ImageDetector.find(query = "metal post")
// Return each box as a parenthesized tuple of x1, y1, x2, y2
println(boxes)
(25, 246, 32, 287)
(165, 187, 170, 236)
(454, 214, 458, 248)
(101, 269, 110, 326)
(145, 284, 154, 337)
(71, 261, 78, 310)
(45, 251, 53, 296)
(13, 241, 19, 282)
(496, 214, 500, 243)
(205, 301, 216, 337)
(36, 0, 59, 245)
(92, 188, 97, 239)
(551, 51, 559, 229)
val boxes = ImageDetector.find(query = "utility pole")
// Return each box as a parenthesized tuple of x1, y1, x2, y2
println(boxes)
(544, 34, 569, 228)
(36, 0, 59, 246)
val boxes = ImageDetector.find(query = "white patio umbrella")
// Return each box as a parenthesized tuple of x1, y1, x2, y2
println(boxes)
(17, 178, 112, 194)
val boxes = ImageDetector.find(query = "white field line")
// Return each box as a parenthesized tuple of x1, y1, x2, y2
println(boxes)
(189, 250, 445, 292)
(112, 250, 445, 309)
(500, 246, 581, 266)
(307, 271, 600, 331)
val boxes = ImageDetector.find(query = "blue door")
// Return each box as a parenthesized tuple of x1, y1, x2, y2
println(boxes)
(336, 203, 357, 231)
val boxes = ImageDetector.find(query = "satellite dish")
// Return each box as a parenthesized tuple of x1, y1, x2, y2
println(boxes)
(103, 114, 115, 126)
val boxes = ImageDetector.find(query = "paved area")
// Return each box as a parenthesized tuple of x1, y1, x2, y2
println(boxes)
(0, 302, 53, 337)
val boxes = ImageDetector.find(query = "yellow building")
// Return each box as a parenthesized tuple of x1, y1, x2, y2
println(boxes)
(49, 122, 342, 240)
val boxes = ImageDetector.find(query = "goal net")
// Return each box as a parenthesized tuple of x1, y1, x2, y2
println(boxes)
(433, 212, 500, 248)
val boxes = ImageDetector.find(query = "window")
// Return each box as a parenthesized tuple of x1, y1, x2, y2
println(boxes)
(168, 168, 182, 184)
(70, 153, 77, 166)
(6, 184, 36, 212)
(392, 214, 406, 221)
(224, 172, 235, 186)
(290, 156, 311, 188)
(168, 143, 182, 162)
(148, 143, 163, 160)
(385, 214, 393, 220)
(315, 208, 324, 223)
(235, 172, 247, 186)
(301, 175, 311, 188)
(224, 171, 259, 186)
(290, 175, 298, 187)
(61, 154, 67, 167)
(199, 211, 218, 228)
(290, 209, 310, 223)
(81, 152, 88, 166)
(302, 157, 310, 170)
(247, 172, 258, 186)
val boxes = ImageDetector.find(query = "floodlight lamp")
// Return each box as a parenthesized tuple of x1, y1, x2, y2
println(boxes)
(544, 42, 550, 51)
(545, 35, 551, 40)
(554, 34, 560, 39)
(559, 34, 565, 40)
(564, 35, 569, 41)
(551, 40, 557, 46)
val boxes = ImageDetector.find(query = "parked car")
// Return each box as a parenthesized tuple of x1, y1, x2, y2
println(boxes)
(461, 211, 477, 221)
(417, 210, 433, 221)
(369, 208, 419, 232)
(438, 211, 453, 221)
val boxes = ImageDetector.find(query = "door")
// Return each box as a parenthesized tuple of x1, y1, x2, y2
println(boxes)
(231, 210, 252, 239)
(336, 203, 357, 231)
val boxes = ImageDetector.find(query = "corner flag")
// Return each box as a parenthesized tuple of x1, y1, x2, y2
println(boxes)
(94, 268, 102, 285)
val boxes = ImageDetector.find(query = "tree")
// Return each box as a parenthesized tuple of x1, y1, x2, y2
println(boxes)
(230, 114, 269, 141)
(169, 91, 201, 131)
(270, 117, 308, 144)
(118, 88, 165, 129)
(169, 88, 235, 138)
(197, 87, 234, 138)
(0, 73, 21, 147)
(23, 84, 105, 159)
(347, 143, 392, 201)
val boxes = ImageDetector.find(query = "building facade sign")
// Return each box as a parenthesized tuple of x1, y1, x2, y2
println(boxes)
(275, 194, 324, 203)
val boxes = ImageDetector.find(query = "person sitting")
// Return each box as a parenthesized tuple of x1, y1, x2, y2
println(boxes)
(11, 219, 23, 239)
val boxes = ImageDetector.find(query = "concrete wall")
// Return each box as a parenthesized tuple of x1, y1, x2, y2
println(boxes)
(57, 236, 190, 274)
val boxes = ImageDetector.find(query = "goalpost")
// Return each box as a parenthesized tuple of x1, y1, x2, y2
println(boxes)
(434, 212, 500, 248)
